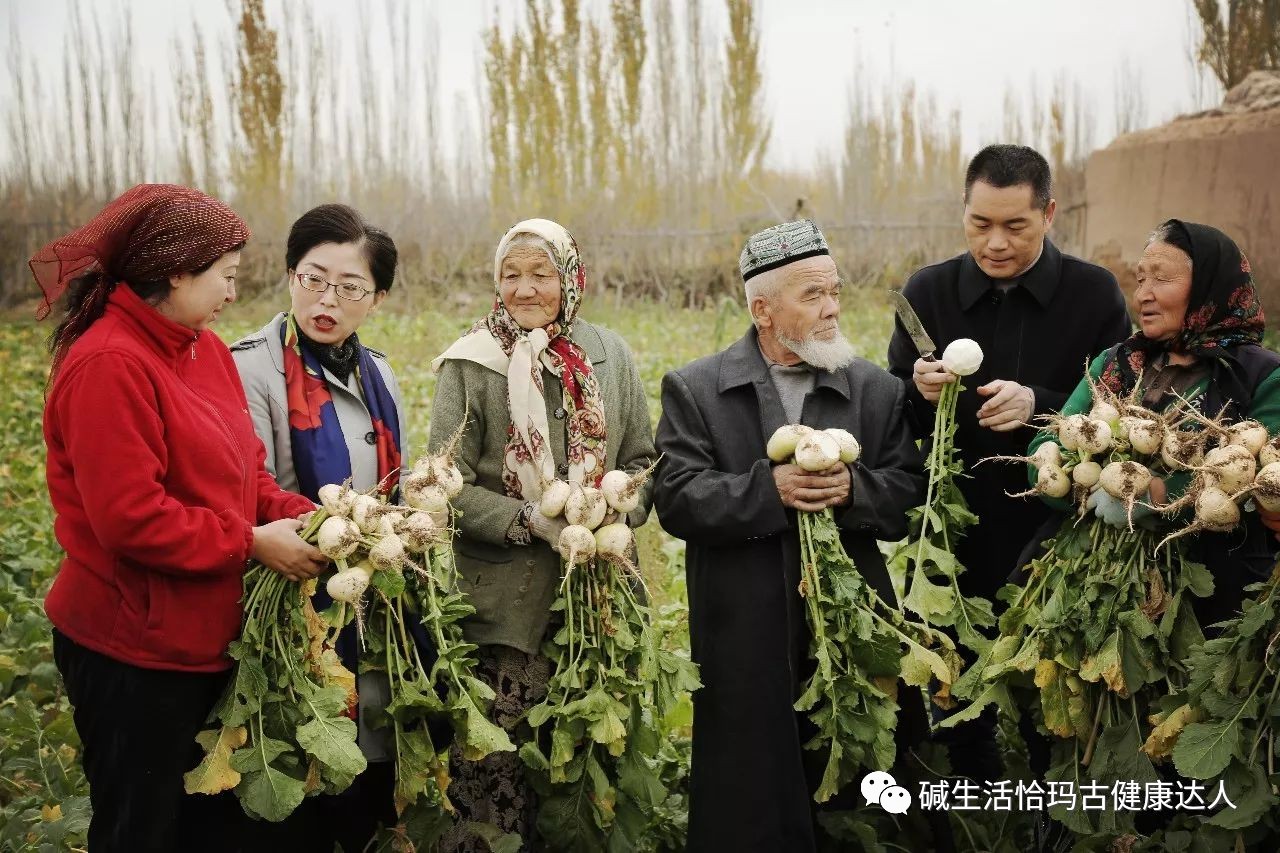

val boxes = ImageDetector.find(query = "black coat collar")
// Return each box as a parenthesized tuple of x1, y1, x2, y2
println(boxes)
(957, 238, 1063, 311)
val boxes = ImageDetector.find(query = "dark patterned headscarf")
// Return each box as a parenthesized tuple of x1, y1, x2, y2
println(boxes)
(1101, 220, 1264, 397)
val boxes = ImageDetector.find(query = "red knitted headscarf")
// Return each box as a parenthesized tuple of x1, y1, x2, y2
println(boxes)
(31, 183, 250, 372)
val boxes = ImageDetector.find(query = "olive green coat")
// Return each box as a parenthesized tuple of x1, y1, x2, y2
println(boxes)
(427, 319, 656, 653)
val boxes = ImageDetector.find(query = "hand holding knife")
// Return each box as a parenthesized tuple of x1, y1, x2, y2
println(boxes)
(889, 289, 953, 402)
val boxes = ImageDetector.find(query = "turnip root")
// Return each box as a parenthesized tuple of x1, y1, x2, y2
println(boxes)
(351, 495, 384, 534)
(1033, 442, 1063, 469)
(594, 522, 634, 560)
(1258, 435, 1280, 468)
(410, 453, 465, 499)
(941, 338, 983, 376)
(600, 457, 661, 514)
(539, 479, 572, 518)
(767, 424, 813, 463)
(564, 486, 608, 530)
(1058, 414, 1089, 452)
(404, 478, 450, 514)
(980, 441, 1060, 473)
(823, 429, 861, 464)
(1120, 417, 1164, 456)
(1226, 420, 1269, 457)
(368, 534, 408, 573)
(1099, 460, 1153, 530)
(1077, 419, 1114, 457)
(558, 524, 596, 568)
(794, 431, 841, 472)
(1008, 464, 1071, 500)
(1195, 444, 1257, 494)
(1158, 485, 1241, 551)
(1090, 402, 1120, 424)
(1238, 461, 1280, 512)
(317, 517, 361, 561)
(1072, 460, 1102, 488)
(399, 512, 443, 552)
(327, 568, 370, 603)
(431, 458, 465, 499)
(1161, 429, 1206, 471)
(318, 483, 356, 518)
(593, 523, 647, 592)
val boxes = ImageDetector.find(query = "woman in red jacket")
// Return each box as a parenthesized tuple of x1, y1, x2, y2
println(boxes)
(33, 184, 328, 852)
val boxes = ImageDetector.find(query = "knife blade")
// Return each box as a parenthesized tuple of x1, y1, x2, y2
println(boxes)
(888, 290, 937, 361)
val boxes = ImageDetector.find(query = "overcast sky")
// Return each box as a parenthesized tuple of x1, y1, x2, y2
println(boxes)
(2, 0, 1221, 172)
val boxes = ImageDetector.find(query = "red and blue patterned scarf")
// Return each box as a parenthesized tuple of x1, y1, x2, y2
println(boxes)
(280, 313, 402, 501)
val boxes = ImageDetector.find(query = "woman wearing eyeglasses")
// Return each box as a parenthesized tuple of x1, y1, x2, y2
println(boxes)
(231, 204, 410, 850)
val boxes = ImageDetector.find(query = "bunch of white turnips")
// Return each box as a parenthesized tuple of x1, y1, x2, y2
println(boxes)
(314, 449, 462, 607)
(536, 462, 658, 576)
(1013, 365, 1280, 544)
(767, 425, 861, 470)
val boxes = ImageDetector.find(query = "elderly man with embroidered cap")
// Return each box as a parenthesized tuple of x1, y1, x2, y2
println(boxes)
(654, 220, 929, 852)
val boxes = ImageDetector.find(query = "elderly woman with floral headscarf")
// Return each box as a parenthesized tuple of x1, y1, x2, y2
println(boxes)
(1029, 220, 1280, 625)
(33, 185, 325, 851)
(427, 219, 656, 849)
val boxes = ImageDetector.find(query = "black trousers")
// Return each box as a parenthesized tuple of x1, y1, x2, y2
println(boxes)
(52, 629, 243, 853)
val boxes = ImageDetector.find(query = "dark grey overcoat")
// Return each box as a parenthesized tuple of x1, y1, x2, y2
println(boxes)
(653, 327, 925, 853)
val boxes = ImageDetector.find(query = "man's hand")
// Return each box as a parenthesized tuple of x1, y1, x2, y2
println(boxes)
(912, 357, 953, 403)
(976, 380, 1034, 432)
(773, 463, 852, 512)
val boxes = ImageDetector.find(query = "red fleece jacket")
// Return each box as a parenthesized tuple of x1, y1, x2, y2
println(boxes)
(43, 285, 315, 671)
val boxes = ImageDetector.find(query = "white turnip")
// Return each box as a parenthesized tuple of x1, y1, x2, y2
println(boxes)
(767, 424, 812, 463)
(941, 338, 983, 376)
(823, 429, 861, 464)
(794, 432, 841, 472)
(539, 479, 572, 518)
(564, 486, 608, 530)
(317, 516, 361, 561)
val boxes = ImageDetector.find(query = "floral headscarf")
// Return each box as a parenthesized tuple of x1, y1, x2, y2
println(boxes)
(1101, 220, 1265, 397)
(433, 219, 607, 499)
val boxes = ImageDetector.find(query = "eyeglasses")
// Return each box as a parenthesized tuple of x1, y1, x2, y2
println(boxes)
(294, 272, 374, 302)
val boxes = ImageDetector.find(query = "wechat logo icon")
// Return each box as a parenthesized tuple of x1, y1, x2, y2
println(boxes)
(861, 771, 912, 815)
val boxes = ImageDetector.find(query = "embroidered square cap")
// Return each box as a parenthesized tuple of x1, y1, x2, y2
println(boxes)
(739, 219, 830, 281)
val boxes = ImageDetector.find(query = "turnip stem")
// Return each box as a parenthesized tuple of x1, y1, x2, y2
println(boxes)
(1082, 692, 1107, 767)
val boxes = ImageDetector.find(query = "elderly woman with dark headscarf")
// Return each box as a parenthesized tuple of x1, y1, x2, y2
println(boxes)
(34, 184, 325, 851)
(1028, 219, 1280, 624)
(426, 218, 656, 849)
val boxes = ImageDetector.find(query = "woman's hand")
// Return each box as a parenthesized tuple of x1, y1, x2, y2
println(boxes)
(1258, 507, 1280, 540)
(252, 518, 328, 582)
(1148, 477, 1169, 507)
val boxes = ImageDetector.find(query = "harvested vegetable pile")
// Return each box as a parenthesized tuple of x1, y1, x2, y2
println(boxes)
(186, 439, 513, 843)
(520, 465, 702, 851)
(949, 373, 1278, 841)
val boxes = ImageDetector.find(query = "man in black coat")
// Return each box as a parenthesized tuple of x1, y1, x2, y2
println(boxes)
(886, 144, 1131, 782)
(655, 220, 928, 852)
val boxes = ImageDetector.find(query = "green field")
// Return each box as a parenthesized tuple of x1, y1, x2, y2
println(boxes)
(0, 289, 898, 849)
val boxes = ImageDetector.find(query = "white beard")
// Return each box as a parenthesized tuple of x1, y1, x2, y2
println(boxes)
(776, 329, 856, 372)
